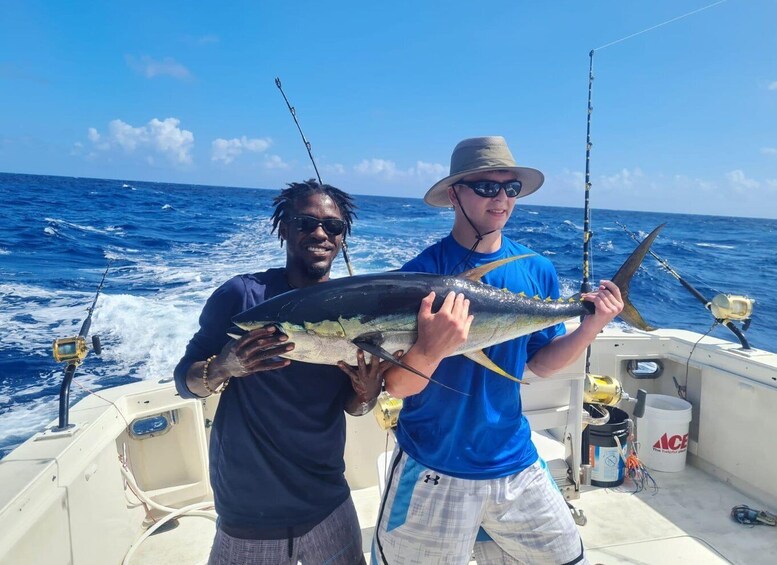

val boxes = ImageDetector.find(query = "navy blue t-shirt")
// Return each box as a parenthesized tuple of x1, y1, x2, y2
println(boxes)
(173, 268, 353, 533)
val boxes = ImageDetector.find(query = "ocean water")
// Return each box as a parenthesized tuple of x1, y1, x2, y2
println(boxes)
(1, 172, 775, 458)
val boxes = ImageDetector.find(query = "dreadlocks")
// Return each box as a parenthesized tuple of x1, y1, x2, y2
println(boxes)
(270, 179, 356, 240)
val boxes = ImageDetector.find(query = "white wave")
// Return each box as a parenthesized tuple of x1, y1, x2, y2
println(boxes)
(563, 220, 583, 230)
(44, 217, 125, 236)
(0, 248, 9, 255)
(558, 279, 577, 297)
(597, 240, 614, 251)
(696, 242, 735, 250)
(0, 395, 63, 449)
(162, 204, 173, 210)
(91, 292, 201, 381)
(43, 226, 57, 236)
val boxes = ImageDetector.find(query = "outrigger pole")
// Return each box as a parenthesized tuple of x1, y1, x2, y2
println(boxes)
(274, 77, 355, 276)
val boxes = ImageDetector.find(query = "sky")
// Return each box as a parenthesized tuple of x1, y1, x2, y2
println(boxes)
(1, 0, 776, 218)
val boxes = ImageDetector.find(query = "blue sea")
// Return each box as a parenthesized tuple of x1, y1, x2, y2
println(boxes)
(1, 172, 775, 458)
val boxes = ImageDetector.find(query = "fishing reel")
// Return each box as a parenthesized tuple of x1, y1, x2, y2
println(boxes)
(708, 294, 754, 325)
(52, 335, 102, 365)
(374, 392, 403, 430)
(583, 373, 646, 425)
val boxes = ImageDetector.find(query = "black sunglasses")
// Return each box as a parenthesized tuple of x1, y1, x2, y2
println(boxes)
(289, 215, 346, 236)
(455, 180, 523, 198)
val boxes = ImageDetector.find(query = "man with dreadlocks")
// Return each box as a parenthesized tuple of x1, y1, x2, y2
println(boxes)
(175, 179, 380, 565)
(372, 137, 623, 565)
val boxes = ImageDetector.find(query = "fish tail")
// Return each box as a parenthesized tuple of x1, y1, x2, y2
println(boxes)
(609, 224, 664, 331)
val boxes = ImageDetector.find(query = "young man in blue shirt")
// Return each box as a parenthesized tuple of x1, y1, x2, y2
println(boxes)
(373, 137, 624, 564)
(175, 180, 381, 565)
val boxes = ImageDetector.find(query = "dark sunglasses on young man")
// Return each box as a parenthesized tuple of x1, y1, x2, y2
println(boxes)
(290, 215, 346, 236)
(454, 180, 523, 198)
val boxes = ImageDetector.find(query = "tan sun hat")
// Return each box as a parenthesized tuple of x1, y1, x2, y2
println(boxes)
(423, 136, 545, 208)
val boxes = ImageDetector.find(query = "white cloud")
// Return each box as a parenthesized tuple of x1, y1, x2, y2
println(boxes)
(86, 117, 194, 165)
(354, 158, 446, 181)
(597, 167, 644, 190)
(768, 81, 777, 91)
(725, 169, 760, 192)
(196, 34, 219, 45)
(264, 154, 289, 169)
(355, 158, 399, 178)
(323, 163, 346, 175)
(211, 136, 272, 164)
(761, 147, 777, 155)
(415, 161, 447, 179)
(125, 55, 192, 80)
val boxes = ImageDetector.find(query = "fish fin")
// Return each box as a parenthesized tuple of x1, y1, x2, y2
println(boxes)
(459, 254, 535, 282)
(619, 302, 656, 331)
(463, 350, 527, 385)
(226, 325, 247, 340)
(610, 223, 665, 331)
(352, 334, 470, 397)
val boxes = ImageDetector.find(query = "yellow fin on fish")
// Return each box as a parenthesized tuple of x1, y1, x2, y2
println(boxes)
(463, 350, 527, 385)
(459, 254, 535, 282)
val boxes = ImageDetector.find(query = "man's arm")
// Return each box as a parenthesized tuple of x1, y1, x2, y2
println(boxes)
(185, 325, 294, 397)
(527, 279, 623, 377)
(383, 291, 472, 399)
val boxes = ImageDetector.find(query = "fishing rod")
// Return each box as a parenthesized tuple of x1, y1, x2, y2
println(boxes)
(578, 1, 730, 394)
(274, 76, 355, 276)
(616, 222, 753, 349)
(52, 262, 110, 431)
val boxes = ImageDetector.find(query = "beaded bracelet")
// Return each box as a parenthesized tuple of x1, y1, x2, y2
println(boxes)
(202, 354, 230, 395)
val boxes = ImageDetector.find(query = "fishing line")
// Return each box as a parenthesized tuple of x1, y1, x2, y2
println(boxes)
(679, 320, 719, 399)
(594, 1, 727, 52)
(71, 378, 132, 430)
(274, 77, 355, 276)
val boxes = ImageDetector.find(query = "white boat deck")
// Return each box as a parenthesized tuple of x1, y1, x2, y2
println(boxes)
(130, 457, 775, 564)
(4, 327, 777, 564)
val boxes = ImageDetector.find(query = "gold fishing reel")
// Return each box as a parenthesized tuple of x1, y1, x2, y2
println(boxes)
(583, 373, 624, 406)
(53, 334, 102, 365)
(708, 294, 754, 322)
(374, 392, 403, 430)
(53, 336, 89, 364)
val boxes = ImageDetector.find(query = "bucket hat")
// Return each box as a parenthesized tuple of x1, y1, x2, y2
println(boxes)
(424, 136, 544, 208)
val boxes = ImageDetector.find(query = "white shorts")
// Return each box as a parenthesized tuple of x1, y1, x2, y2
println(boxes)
(371, 448, 587, 565)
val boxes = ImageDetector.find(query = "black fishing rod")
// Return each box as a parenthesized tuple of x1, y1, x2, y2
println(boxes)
(274, 77, 355, 276)
(579, 1, 730, 369)
(580, 50, 595, 298)
(52, 262, 109, 430)
(616, 222, 753, 349)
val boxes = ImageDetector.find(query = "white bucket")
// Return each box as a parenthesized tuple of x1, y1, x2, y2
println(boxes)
(638, 394, 693, 472)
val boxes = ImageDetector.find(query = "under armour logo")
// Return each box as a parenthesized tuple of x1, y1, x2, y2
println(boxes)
(424, 474, 440, 485)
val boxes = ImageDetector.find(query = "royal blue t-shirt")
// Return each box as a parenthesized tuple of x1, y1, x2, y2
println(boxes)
(173, 268, 353, 534)
(394, 235, 566, 479)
